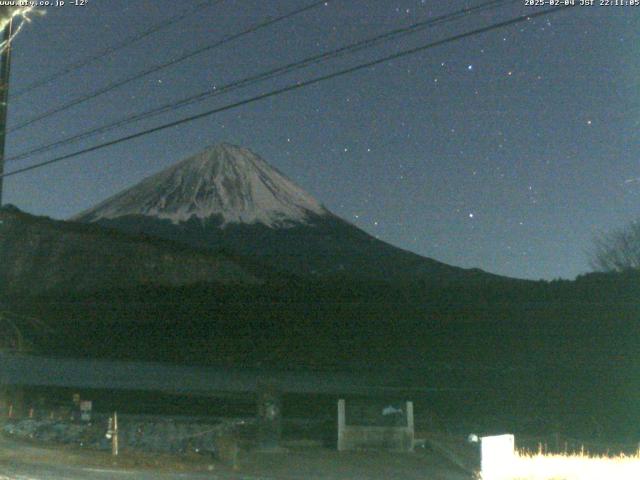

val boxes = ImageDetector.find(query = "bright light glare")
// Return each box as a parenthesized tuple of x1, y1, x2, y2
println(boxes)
(481, 450, 640, 480)
(0, 6, 39, 53)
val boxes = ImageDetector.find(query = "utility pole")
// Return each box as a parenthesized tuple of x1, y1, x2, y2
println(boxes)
(0, 311, 25, 416)
(0, 9, 13, 206)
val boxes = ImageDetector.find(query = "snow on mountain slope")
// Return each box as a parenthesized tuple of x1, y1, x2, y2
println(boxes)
(74, 143, 328, 228)
(72, 142, 504, 283)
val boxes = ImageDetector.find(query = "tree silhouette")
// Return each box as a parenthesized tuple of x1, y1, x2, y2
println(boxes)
(591, 221, 640, 272)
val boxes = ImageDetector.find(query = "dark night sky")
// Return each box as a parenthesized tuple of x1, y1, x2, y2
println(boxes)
(3, 0, 639, 280)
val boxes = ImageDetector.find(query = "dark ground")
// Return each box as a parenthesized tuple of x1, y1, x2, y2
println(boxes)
(0, 432, 473, 480)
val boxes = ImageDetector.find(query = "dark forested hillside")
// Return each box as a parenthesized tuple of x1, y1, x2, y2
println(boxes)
(4, 271, 639, 440)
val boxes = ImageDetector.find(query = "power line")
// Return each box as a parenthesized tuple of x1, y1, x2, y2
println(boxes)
(7, 0, 329, 133)
(11, 0, 222, 99)
(5, 0, 518, 165)
(1, 5, 573, 180)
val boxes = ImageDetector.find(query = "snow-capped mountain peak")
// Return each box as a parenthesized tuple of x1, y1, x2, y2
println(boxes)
(74, 143, 329, 228)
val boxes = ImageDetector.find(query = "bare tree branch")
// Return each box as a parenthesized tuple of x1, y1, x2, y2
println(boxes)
(590, 221, 640, 272)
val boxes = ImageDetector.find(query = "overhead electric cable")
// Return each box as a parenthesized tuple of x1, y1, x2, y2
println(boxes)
(5, 0, 517, 164)
(12, 0, 222, 99)
(8, 0, 329, 132)
(1, 5, 573, 180)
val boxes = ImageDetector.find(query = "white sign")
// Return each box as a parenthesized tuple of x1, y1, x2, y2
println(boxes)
(80, 400, 92, 422)
(481, 434, 515, 480)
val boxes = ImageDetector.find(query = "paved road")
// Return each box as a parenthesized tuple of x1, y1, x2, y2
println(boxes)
(0, 437, 251, 480)
(0, 436, 472, 480)
(0, 463, 222, 480)
(0, 460, 265, 480)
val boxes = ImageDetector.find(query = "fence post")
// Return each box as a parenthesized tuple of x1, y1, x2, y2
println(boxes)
(107, 412, 119, 456)
(337, 399, 346, 451)
(405, 401, 415, 452)
(112, 412, 119, 456)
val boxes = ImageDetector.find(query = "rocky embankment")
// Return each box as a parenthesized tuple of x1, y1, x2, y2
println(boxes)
(2, 415, 250, 456)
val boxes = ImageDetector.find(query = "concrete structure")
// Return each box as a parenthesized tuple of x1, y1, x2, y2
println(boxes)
(0, 352, 440, 452)
(337, 399, 415, 452)
(0, 352, 433, 397)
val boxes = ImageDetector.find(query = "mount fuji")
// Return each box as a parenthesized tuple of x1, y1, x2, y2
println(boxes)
(77, 143, 328, 228)
(74, 143, 495, 284)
